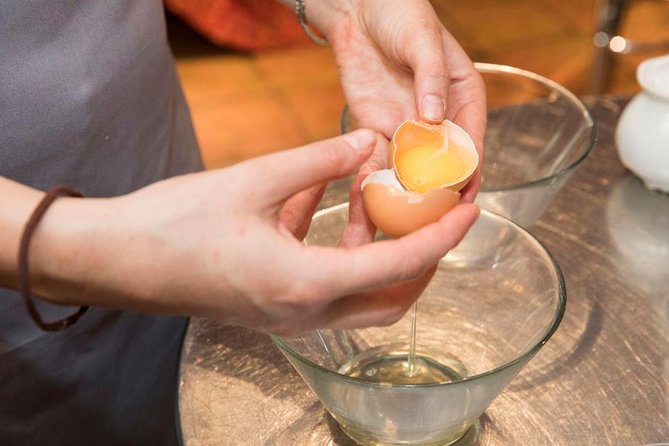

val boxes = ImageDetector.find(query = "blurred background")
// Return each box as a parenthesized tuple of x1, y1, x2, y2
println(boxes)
(165, 0, 669, 169)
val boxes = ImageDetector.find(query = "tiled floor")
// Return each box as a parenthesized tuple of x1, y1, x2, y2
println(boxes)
(168, 0, 669, 169)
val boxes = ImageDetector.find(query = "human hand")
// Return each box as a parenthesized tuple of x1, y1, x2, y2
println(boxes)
(29, 130, 478, 335)
(303, 0, 486, 202)
(335, 133, 442, 321)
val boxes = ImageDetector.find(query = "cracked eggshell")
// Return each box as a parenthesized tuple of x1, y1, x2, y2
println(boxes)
(361, 169, 460, 238)
(389, 119, 479, 192)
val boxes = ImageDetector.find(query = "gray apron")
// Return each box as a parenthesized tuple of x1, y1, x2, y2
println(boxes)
(0, 0, 203, 444)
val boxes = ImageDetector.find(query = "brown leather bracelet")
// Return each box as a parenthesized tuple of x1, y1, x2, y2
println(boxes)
(18, 186, 89, 331)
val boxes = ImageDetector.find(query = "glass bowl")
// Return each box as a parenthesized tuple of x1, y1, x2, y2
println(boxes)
(474, 62, 596, 227)
(340, 62, 596, 228)
(272, 205, 566, 446)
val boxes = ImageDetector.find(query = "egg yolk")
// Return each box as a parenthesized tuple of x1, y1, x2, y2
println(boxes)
(395, 145, 465, 194)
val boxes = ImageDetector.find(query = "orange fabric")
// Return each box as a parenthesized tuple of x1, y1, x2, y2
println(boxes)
(164, 0, 311, 51)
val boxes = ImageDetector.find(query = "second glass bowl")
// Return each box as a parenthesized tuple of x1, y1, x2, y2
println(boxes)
(340, 62, 596, 228)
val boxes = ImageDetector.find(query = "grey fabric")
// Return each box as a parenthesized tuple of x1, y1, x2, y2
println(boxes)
(0, 0, 204, 444)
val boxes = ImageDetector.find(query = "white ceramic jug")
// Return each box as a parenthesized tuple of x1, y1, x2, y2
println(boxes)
(615, 54, 669, 193)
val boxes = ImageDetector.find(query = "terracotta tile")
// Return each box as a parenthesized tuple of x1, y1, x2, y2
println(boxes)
(176, 55, 270, 109)
(618, 1, 669, 41)
(542, 0, 598, 34)
(608, 63, 642, 95)
(433, 0, 530, 12)
(432, 2, 488, 53)
(189, 94, 306, 169)
(254, 45, 340, 90)
(439, 1, 573, 49)
(281, 84, 347, 142)
(482, 37, 593, 95)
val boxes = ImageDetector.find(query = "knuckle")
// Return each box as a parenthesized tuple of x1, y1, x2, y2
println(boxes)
(273, 279, 324, 312)
(398, 255, 425, 281)
(424, 64, 450, 85)
(262, 256, 331, 313)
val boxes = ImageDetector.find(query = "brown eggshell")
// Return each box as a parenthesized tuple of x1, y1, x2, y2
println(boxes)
(361, 170, 460, 238)
(389, 119, 479, 192)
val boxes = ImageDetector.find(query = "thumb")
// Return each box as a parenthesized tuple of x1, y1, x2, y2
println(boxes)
(400, 31, 449, 123)
(262, 129, 376, 203)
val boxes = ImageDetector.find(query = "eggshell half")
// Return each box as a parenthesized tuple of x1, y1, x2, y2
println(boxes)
(390, 119, 479, 192)
(361, 169, 460, 238)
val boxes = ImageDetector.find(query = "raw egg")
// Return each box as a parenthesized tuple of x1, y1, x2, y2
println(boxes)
(362, 119, 478, 238)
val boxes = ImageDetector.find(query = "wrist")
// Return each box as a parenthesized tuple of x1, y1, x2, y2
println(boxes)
(284, 0, 357, 40)
(29, 190, 216, 317)
(28, 195, 129, 307)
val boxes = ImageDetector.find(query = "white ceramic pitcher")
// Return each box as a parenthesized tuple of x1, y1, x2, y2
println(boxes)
(616, 54, 669, 193)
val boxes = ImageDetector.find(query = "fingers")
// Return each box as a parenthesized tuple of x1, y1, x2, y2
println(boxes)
(386, 1, 450, 123)
(436, 31, 486, 201)
(287, 204, 477, 332)
(359, 133, 390, 175)
(402, 32, 450, 123)
(459, 168, 481, 203)
(441, 32, 487, 149)
(338, 173, 376, 248)
(338, 134, 389, 248)
(315, 267, 437, 330)
(279, 183, 328, 240)
(281, 133, 389, 244)
(253, 130, 377, 205)
(306, 203, 480, 299)
(447, 76, 485, 201)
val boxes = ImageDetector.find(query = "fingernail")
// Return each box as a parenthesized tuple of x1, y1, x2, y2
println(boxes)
(421, 95, 445, 122)
(344, 129, 376, 151)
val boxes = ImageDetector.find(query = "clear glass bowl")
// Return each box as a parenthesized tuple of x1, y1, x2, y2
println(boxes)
(474, 63, 596, 227)
(340, 62, 596, 228)
(272, 205, 566, 446)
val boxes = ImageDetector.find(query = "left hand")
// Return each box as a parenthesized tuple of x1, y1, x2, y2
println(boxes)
(279, 134, 447, 329)
(305, 0, 486, 201)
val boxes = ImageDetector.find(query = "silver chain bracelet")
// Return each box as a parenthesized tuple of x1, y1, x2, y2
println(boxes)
(295, 0, 329, 45)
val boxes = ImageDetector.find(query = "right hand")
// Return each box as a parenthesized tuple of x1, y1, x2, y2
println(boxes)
(306, 0, 487, 202)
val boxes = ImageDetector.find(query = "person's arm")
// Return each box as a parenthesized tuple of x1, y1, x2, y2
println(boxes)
(0, 176, 152, 310)
(0, 130, 478, 335)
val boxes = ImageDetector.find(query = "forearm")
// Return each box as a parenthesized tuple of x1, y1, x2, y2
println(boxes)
(0, 177, 141, 309)
(1, 174, 247, 321)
